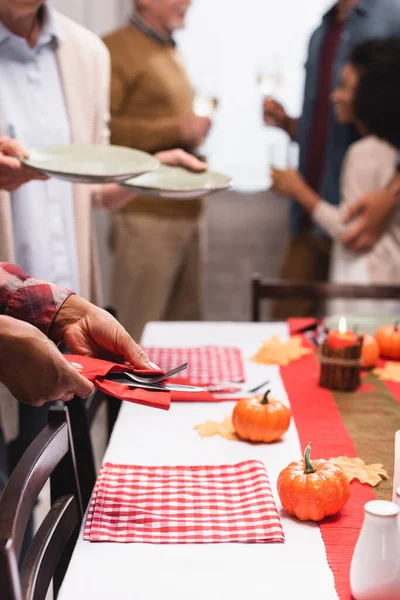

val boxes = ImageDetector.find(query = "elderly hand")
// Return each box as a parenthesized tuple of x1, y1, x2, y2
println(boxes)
(0, 316, 94, 406)
(155, 148, 207, 171)
(0, 136, 48, 191)
(341, 188, 398, 252)
(50, 295, 159, 370)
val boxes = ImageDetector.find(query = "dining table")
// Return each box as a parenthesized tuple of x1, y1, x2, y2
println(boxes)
(58, 320, 400, 600)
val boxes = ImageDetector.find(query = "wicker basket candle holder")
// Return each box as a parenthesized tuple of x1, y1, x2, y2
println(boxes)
(319, 317, 363, 392)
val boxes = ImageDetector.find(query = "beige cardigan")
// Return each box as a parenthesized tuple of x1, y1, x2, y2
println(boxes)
(0, 12, 111, 441)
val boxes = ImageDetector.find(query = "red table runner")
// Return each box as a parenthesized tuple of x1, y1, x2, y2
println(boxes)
(284, 320, 375, 599)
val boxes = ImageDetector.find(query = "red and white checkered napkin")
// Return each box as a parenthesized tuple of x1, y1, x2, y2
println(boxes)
(141, 346, 245, 384)
(84, 460, 284, 544)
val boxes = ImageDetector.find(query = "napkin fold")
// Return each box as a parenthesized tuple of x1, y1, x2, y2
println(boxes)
(84, 460, 285, 544)
(65, 355, 170, 411)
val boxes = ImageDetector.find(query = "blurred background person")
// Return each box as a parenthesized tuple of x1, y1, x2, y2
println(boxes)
(264, 0, 400, 319)
(104, 0, 211, 340)
(272, 39, 400, 315)
(0, 0, 204, 548)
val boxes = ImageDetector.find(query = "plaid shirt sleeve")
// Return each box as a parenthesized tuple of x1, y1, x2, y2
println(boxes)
(0, 262, 74, 337)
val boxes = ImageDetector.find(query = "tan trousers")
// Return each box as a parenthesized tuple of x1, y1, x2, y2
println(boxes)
(271, 230, 332, 320)
(111, 212, 203, 340)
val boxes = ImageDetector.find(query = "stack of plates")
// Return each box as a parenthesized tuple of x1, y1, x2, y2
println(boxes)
(22, 145, 233, 198)
(22, 144, 160, 184)
(123, 164, 233, 199)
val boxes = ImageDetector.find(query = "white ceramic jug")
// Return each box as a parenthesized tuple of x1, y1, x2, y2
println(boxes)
(350, 500, 400, 600)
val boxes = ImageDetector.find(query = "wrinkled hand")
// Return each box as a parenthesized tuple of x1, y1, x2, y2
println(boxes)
(341, 189, 397, 252)
(271, 168, 307, 197)
(0, 316, 94, 406)
(155, 148, 207, 172)
(180, 114, 211, 147)
(0, 136, 48, 191)
(51, 295, 158, 369)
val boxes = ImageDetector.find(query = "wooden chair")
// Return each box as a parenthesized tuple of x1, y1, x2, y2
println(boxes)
(251, 273, 400, 322)
(0, 405, 82, 600)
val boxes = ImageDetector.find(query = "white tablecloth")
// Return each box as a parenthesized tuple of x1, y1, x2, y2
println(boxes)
(59, 322, 338, 600)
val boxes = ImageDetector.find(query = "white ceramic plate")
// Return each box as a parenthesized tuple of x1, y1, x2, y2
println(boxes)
(22, 144, 160, 184)
(123, 165, 233, 199)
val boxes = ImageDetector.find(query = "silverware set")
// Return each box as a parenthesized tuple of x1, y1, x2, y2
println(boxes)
(105, 361, 270, 396)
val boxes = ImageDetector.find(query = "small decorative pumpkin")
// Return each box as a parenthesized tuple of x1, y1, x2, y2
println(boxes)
(232, 390, 291, 443)
(361, 334, 380, 368)
(375, 323, 400, 360)
(277, 443, 351, 521)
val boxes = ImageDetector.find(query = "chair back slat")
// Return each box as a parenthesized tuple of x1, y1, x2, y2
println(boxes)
(20, 495, 79, 600)
(0, 404, 85, 600)
(0, 423, 68, 562)
(251, 274, 400, 321)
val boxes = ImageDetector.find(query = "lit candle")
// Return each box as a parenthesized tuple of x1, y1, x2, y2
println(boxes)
(327, 317, 358, 349)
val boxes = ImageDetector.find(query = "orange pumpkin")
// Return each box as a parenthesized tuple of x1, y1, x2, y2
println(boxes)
(375, 323, 400, 360)
(361, 334, 380, 368)
(277, 443, 351, 521)
(232, 390, 291, 443)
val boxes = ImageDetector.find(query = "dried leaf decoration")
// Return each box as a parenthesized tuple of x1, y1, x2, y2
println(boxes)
(330, 456, 389, 487)
(251, 336, 312, 366)
(194, 416, 239, 441)
(374, 362, 400, 383)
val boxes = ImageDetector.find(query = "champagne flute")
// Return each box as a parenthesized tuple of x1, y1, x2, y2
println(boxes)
(192, 94, 218, 159)
(193, 95, 219, 119)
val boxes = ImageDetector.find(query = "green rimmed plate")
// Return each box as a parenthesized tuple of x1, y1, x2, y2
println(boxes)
(22, 144, 160, 184)
(325, 314, 399, 335)
(123, 165, 233, 199)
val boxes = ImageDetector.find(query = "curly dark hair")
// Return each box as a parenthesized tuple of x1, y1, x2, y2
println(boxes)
(349, 39, 400, 148)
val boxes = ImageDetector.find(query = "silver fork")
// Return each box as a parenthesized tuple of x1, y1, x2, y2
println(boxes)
(121, 362, 188, 385)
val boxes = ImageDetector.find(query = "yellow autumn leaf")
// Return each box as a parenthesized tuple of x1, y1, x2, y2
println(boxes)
(194, 416, 239, 441)
(330, 456, 389, 487)
(251, 336, 312, 366)
(374, 362, 400, 383)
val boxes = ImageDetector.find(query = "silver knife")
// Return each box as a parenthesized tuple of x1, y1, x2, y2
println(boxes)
(105, 375, 205, 393)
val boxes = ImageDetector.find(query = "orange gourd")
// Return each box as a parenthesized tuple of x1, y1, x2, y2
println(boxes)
(361, 334, 380, 368)
(277, 443, 351, 521)
(232, 390, 291, 443)
(375, 322, 400, 360)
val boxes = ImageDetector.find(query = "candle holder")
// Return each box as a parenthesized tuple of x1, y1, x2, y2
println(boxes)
(319, 336, 363, 392)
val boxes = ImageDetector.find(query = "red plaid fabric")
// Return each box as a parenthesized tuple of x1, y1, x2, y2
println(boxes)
(0, 262, 73, 337)
(142, 346, 245, 384)
(84, 460, 284, 544)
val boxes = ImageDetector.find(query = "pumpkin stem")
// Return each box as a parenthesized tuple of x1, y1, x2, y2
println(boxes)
(395, 321, 399, 332)
(260, 390, 270, 405)
(304, 443, 317, 474)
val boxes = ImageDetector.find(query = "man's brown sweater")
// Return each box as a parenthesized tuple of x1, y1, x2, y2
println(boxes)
(103, 24, 201, 218)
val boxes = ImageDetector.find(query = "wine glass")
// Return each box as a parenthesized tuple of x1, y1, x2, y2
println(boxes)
(192, 94, 218, 159)
(256, 54, 283, 99)
(193, 95, 219, 119)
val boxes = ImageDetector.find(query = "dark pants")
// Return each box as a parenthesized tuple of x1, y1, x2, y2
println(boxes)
(271, 230, 332, 319)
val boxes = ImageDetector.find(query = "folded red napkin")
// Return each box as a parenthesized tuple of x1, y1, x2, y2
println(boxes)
(287, 318, 318, 336)
(65, 355, 170, 411)
(142, 346, 245, 385)
(84, 460, 284, 544)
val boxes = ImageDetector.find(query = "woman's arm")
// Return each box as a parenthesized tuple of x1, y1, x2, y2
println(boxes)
(272, 168, 344, 239)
